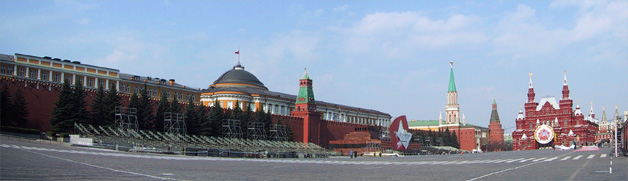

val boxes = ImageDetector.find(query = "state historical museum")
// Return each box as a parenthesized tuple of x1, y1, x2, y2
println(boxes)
(512, 71, 598, 150)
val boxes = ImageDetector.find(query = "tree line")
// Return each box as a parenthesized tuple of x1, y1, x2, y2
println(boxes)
(49, 79, 292, 140)
(411, 127, 460, 148)
(1, 85, 29, 127)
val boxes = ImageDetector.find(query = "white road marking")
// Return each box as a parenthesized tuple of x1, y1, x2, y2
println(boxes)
(587, 154, 595, 159)
(1, 143, 589, 168)
(600, 154, 607, 158)
(506, 158, 523, 163)
(532, 157, 547, 162)
(560, 156, 571, 161)
(21, 149, 177, 180)
(544, 157, 559, 161)
(573, 155, 583, 160)
(518, 158, 533, 163)
(468, 152, 574, 181)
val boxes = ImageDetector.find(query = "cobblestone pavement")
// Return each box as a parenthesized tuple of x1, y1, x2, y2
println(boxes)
(1, 137, 626, 180)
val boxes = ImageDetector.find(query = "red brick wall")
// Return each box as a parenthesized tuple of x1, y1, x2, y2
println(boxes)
(0, 77, 165, 131)
(3, 77, 378, 148)
(458, 128, 477, 151)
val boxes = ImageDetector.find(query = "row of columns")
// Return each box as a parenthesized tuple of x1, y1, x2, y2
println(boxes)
(14, 64, 116, 90)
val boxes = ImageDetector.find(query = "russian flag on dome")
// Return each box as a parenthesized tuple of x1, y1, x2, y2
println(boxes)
(235, 49, 239, 54)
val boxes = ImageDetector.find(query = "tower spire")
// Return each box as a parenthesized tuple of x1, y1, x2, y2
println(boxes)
(614, 105, 619, 121)
(527, 73, 535, 103)
(590, 102, 595, 119)
(563, 70, 568, 85)
(602, 107, 607, 122)
(562, 70, 570, 100)
(490, 98, 500, 122)
(445, 61, 460, 125)
(529, 73, 533, 88)
(302, 68, 310, 79)
(448, 61, 456, 92)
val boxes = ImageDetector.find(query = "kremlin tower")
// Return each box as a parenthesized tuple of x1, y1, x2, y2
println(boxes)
(445, 61, 460, 125)
(489, 98, 504, 147)
(291, 69, 322, 145)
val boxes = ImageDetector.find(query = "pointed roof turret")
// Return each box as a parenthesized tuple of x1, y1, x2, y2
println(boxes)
(296, 68, 315, 105)
(517, 105, 524, 119)
(490, 98, 500, 122)
(602, 107, 607, 122)
(302, 68, 310, 80)
(448, 61, 457, 92)
(589, 102, 595, 119)
(614, 105, 620, 121)
(563, 70, 568, 85)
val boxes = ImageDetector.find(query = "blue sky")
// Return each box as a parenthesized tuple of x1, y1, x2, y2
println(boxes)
(1, 0, 627, 132)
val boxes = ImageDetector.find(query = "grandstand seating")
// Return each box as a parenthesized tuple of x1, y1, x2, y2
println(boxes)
(73, 123, 330, 157)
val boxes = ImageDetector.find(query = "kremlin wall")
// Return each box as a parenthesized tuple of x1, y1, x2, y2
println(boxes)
(0, 53, 386, 150)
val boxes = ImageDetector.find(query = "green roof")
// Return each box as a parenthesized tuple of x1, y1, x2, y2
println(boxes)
(490, 99, 500, 122)
(407, 120, 440, 127)
(448, 67, 456, 92)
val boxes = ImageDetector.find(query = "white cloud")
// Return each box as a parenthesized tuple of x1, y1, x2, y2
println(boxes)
(492, 2, 628, 63)
(333, 4, 349, 12)
(340, 11, 486, 56)
(493, 4, 570, 58)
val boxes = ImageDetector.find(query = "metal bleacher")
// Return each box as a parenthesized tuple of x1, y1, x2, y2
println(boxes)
(73, 123, 330, 157)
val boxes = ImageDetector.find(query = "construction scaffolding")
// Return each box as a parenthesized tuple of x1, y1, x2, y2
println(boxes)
(164, 112, 186, 135)
(115, 106, 138, 131)
(247, 122, 266, 140)
(222, 119, 242, 139)
(269, 124, 287, 141)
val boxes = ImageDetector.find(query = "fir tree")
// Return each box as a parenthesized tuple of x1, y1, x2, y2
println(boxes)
(241, 103, 252, 134)
(451, 131, 460, 148)
(232, 101, 243, 120)
(103, 86, 121, 126)
(183, 99, 199, 135)
(208, 100, 224, 136)
(129, 93, 139, 111)
(91, 86, 106, 125)
(129, 92, 140, 127)
(72, 79, 88, 124)
(260, 106, 273, 139)
(444, 127, 452, 146)
(155, 92, 170, 132)
(170, 96, 181, 113)
(13, 89, 29, 127)
(1, 85, 13, 126)
(137, 83, 154, 130)
(50, 80, 75, 133)
(197, 104, 211, 136)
